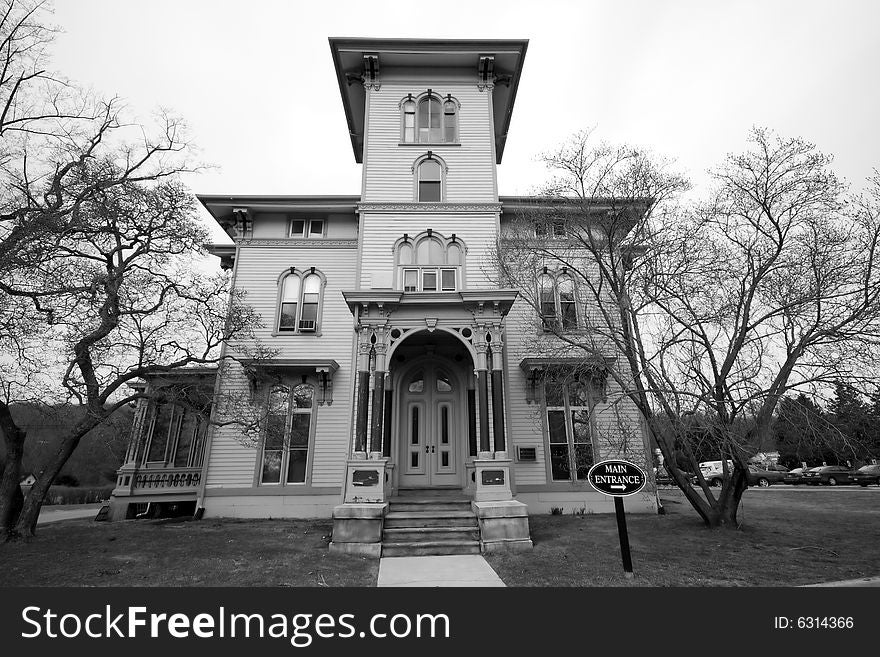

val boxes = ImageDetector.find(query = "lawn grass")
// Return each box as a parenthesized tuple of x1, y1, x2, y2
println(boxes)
(485, 488, 880, 586)
(0, 517, 378, 587)
(2, 489, 877, 587)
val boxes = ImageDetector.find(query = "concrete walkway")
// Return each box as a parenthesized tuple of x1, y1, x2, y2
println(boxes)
(377, 554, 506, 587)
(802, 575, 880, 587)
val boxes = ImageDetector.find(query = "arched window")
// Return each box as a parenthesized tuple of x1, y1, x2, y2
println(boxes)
(260, 383, 314, 485)
(418, 96, 442, 142)
(396, 231, 465, 292)
(401, 93, 458, 144)
(276, 269, 326, 334)
(417, 159, 442, 202)
(538, 271, 580, 331)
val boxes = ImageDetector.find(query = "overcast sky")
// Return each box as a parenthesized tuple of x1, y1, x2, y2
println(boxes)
(52, 0, 880, 242)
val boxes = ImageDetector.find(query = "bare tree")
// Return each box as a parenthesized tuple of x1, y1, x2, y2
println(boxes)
(494, 127, 880, 528)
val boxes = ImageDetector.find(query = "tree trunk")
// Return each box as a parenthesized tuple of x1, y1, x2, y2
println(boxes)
(13, 414, 103, 537)
(0, 401, 27, 538)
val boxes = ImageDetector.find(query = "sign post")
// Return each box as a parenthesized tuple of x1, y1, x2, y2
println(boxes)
(587, 459, 647, 579)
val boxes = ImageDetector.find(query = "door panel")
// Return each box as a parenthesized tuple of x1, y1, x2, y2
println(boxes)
(398, 363, 462, 488)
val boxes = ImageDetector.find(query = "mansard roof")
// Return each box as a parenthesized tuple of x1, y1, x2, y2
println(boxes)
(329, 37, 528, 165)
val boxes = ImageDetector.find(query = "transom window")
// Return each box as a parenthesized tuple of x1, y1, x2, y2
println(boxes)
(544, 379, 595, 481)
(397, 232, 464, 292)
(290, 218, 325, 239)
(278, 269, 324, 333)
(538, 271, 580, 331)
(260, 384, 314, 485)
(401, 93, 458, 144)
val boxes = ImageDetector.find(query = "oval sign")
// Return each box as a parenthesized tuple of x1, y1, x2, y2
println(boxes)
(587, 460, 647, 497)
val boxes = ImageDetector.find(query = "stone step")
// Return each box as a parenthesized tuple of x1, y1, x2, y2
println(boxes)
(382, 540, 481, 557)
(389, 500, 472, 513)
(383, 526, 481, 543)
(394, 487, 467, 499)
(384, 511, 479, 528)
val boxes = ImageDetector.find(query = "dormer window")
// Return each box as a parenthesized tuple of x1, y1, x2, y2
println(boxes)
(401, 92, 459, 144)
(290, 219, 325, 239)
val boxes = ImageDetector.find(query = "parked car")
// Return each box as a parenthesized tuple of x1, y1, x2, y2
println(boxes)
(747, 465, 787, 487)
(852, 464, 880, 487)
(654, 466, 697, 486)
(699, 460, 735, 487)
(783, 467, 810, 485)
(802, 465, 858, 486)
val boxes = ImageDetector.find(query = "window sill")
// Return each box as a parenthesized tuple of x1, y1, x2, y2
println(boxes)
(398, 142, 461, 147)
(271, 331, 323, 338)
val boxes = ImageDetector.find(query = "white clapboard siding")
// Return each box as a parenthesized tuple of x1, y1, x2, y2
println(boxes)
(358, 212, 499, 290)
(363, 82, 495, 203)
(205, 243, 357, 489)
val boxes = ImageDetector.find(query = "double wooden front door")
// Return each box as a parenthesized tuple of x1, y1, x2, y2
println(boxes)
(398, 363, 462, 488)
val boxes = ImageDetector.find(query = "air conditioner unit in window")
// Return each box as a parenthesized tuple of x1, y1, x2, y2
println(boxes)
(516, 446, 537, 462)
(298, 321, 316, 332)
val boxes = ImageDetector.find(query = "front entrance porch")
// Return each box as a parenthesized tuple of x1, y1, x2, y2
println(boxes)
(329, 290, 532, 556)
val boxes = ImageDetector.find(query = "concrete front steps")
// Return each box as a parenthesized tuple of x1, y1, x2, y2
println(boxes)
(382, 490, 480, 557)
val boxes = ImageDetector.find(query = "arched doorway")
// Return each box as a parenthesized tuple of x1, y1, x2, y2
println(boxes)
(390, 331, 474, 489)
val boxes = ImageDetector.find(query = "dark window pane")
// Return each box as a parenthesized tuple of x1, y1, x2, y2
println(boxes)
(411, 406, 420, 444)
(422, 270, 437, 291)
(147, 406, 172, 462)
(411, 452, 419, 467)
(293, 384, 313, 409)
(419, 181, 441, 202)
(441, 269, 456, 291)
(571, 410, 591, 443)
(291, 220, 305, 237)
(545, 383, 565, 407)
(265, 415, 286, 450)
(561, 301, 577, 329)
(279, 302, 297, 330)
(574, 444, 594, 480)
(547, 409, 567, 443)
(309, 220, 324, 237)
(299, 298, 318, 330)
(441, 406, 449, 443)
(287, 449, 307, 483)
(173, 411, 196, 467)
(568, 381, 590, 407)
(550, 444, 570, 481)
(290, 413, 310, 446)
(261, 451, 282, 483)
(442, 452, 449, 467)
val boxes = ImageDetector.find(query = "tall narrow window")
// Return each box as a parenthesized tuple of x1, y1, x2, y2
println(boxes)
(418, 159, 442, 202)
(558, 275, 578, 329)
(279, 276, 301, 331)
(544, 379, 596, 482)
(299, 274, 320, 331)
(539, 274, 556, 329)
(146, 405, 173, 463)
(418, 96, 442, 142)
(403, 98, 416, 142)
(261, 386, 289, 484)
(443, 99, 457, 142)
(287, 384, 313, 483)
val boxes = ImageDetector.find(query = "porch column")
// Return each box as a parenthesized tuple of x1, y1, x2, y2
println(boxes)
(489, 325, 506, 456)
(474, 326, 491, 456)
(353, 329, 371, 455)
(369, 340, 387, 455)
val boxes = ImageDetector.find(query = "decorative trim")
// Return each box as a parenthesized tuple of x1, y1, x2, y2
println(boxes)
(237, 238, 358, 248)
(358, 203, 502, 213)
(204, 486, 342, 497)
